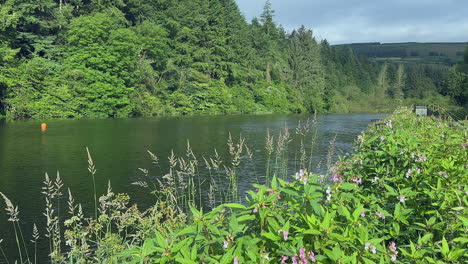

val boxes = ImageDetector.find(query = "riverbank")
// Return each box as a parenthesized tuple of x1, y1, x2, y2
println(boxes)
(0, 107, 466, 263)
(113, 107, 466, 263)
(1, 99, 465, 121)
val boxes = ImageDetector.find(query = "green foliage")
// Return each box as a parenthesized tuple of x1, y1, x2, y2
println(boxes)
(0, 0, 464, 119)
(115, 109, 466, 263)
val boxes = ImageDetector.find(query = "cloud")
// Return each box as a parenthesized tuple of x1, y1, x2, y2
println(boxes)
(235, 0, 468, 44)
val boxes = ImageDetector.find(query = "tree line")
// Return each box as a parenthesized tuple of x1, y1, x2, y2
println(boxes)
(0, 0, 466, 119)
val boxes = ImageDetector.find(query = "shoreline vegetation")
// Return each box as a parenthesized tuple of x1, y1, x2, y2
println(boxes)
(0, 107, 467, 263)
(1, 1, 467, 120)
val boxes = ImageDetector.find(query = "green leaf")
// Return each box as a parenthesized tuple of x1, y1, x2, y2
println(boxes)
(237, 214, 255, 222)
(362, 257, 377, 264)
(384, 184, 397, 195)
(340, 183, 357, 190)
(224, 203, 247, 210)
(262, 232, 280, 241)
(271, 175, 278, 189)
(175, 258, 198, 264)
(142, 239, 160, 257)
(441, 237, 449, 257)
(177, 225, 197, 236)
(303, 229, 321, 235)
(191, 243, 198, 260)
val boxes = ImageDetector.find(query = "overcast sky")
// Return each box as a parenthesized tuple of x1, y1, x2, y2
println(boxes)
(235, 0, 468, 45)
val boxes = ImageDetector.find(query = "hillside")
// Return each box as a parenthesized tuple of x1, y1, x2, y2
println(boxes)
(0, 1, 466, 119)
(335, 42, 467, 65)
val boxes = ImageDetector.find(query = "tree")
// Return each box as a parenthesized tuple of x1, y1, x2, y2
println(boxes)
(260, 0, 276, 36)
(390, 64, 405, 99)
(288, 26, 324, 112)
(378, 63, 389, 97)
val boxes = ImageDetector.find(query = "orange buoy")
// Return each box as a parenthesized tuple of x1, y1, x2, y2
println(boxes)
(41, 123, 47, 132)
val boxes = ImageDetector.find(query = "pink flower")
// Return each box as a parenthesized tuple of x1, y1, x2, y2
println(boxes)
(283, 230, 289, 241)
(233, 256, 239, 264)
(252, 207, 258, 213)
(462, 143, 467, 149)
(370, 246, 377, 254)
(277, 194, 282, 199)
(351, 177, 362, 184)
(292, 256, 298, 264)
(223, 240, 229, 249)
(281, 256, 289, 264)
(376, 211, 385, 219)
(268, 189, 275, 195)
(389, 241, 397, 252)
(308, 251, 316, 262)
(360, 210, 366, 217)
(389, 241, 398, 261)
(299, 248, 306, 260)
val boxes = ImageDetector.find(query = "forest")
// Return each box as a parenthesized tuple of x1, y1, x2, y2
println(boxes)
(0, 0, 467, 119)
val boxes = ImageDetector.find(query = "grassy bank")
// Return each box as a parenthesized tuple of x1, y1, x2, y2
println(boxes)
(0, 107, 466, 263)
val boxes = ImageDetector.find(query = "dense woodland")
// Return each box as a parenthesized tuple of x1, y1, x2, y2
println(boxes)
(0, 0, 466, 119)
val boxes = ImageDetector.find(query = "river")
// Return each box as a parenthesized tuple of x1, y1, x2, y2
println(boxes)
(0, 113, 386, 262)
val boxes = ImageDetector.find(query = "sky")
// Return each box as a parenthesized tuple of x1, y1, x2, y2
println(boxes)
(234, 0, 468, 45)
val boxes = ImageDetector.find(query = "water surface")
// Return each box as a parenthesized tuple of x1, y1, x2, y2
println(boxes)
(0, 113, 386, 262)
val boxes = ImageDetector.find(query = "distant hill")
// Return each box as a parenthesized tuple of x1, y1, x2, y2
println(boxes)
(334, 42, 467, 65)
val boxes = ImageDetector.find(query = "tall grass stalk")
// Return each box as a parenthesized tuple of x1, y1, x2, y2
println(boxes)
(0, 192, 23, 264)
(0, 239, 9, 264)
(326, 134, 337, 172)
(307, 116, 318, 171)
(32, 224, 39, 264)
(265, 129, 274, 185)
(86, 147, 98, 220)
(274, 124, 291, 180)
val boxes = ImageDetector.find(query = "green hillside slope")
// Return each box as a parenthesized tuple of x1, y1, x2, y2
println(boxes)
(335, 42, 467, 65)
